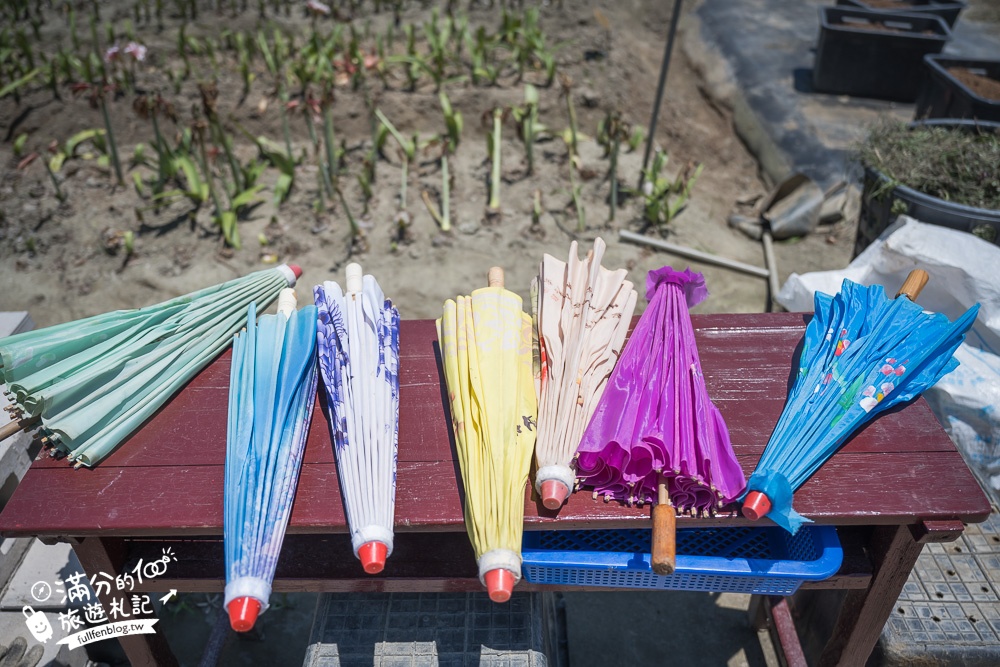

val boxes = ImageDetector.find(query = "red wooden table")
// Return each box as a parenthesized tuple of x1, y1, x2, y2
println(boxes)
(0, 313, 990, 666)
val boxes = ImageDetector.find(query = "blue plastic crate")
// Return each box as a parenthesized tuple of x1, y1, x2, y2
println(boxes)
(522, 525, 843, 596)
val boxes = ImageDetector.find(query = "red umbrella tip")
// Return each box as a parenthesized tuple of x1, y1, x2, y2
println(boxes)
(289, 264, 303, 279)
(484, 568, 515, 603)
(228, 596, 261, 632)
(358, 541, 388, 574)
(540, 480, 570, 510)
(742, 491, 772, 521)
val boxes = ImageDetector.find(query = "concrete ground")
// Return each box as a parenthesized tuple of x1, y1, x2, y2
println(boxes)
(153, 590, 770, 667)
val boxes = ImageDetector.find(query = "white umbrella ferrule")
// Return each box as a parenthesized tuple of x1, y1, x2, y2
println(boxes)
(224, 576, 272, 615)
(477, 548, 522, 585)
(276, 288, 298, 317)
(345, 263, 364, 293)
(534, 464, 577, 496)
(276, 264, 299, 287)
(351, 525, 395, 558)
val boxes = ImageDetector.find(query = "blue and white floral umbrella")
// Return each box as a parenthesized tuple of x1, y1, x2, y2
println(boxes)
(743, 274, 978, 534)
(314, 263, 400, 574)
(224, 288, 318, 632)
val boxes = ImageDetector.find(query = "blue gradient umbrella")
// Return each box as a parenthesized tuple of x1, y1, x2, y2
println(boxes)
(743, 272, 979, 533)
(224, 288, 318, 632)
(314, 263, 400, 575)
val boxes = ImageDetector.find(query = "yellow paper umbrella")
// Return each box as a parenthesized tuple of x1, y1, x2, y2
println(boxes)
(437, 267, 537, 603)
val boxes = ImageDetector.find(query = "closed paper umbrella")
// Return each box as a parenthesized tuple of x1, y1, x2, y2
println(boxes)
(438, 267, 537, 602)
(0, 265, 300, 466)
(224, 288, 318, 632)
(314, 263, 400, 575)
(532, 238, 637, 509)
(743, 271, 979, 533)
(575, 267, 745, 574)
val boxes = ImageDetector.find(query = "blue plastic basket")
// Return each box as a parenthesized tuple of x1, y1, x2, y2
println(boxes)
(521, 525, 843, 596)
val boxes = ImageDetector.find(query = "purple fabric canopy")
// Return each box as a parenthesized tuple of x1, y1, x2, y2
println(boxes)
(574, 267, 746, 512)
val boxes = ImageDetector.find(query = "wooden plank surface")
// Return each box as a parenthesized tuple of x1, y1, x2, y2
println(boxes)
(0, 313, 990, 539)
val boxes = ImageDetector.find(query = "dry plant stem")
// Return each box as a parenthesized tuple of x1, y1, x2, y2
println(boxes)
(400, 158, 408, 212)
(212, 120, 243, 193)
(565, 87, 579, 161)
(422, 190, 444, 228)
(335, 185, 360, 239)
(570, 166, 585, 231)
(323, 103, 338, 191)
(195, 127, 224, 217)
(44, 159, 66, 202)
(422, 153, 452, 232)
(279, 97, 293, 158)
(304, 111, 319, 154)
(609, 134, 620, 222)
(151, 110, 169, 191)
(99, 93, 124, 185)
(489, 108, 502, 211)
(442, 153, 451, 231)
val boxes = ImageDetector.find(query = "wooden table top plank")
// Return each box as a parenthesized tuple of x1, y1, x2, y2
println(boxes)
(4, 313, 987, 539)
(26, 311, 958, 471)
(1, 449, 988, 538)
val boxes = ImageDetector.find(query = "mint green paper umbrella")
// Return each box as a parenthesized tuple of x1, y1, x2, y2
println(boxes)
(0, 265, 301, 467)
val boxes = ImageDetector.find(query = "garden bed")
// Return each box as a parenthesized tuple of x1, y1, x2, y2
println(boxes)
(0, 0, 850, 326)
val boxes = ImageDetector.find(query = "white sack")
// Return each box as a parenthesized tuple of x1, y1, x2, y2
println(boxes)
(776, 216, 1000, 506)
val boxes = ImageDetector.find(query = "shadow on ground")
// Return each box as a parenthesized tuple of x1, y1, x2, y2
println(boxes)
(562, 591, 767, 667)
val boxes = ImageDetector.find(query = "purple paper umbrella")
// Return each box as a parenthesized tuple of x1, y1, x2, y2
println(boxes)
(575, 266, 746, 513)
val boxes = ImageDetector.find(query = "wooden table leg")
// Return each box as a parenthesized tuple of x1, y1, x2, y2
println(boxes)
(73, 536, 180, 667)
(817, 524, 923, 667)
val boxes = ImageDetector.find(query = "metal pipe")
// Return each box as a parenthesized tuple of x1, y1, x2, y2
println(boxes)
(198, 608, 231, 667)
(619, 229, 770, 279)
(639, 0, 684, 189)
(762, 229, 781, 312)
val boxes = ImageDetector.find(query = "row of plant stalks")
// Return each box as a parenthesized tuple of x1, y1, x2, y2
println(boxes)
(3, 0, 702, 253)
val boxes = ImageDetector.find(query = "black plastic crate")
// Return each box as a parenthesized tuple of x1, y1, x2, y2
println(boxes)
(814, 7, 950, 102)
(837, 0, 966, 28)
(915, 55, 1000, 122)
(854, 120, 1000, 257)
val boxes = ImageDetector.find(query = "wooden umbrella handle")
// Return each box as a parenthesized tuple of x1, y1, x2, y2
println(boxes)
(0, 414, 40, 443)
(651, 479, 677, 576)
(895, 269, 929, 301)
(488, 267, 505, 288)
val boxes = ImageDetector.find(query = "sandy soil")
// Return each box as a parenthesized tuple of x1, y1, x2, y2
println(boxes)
(0, 0, 854, 328)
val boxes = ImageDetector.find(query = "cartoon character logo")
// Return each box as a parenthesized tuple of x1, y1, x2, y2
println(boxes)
(23, 606, 53, 643)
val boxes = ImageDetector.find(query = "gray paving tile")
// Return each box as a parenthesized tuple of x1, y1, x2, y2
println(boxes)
(304, 592, 552, 667)
(879, 511, 1000, 666)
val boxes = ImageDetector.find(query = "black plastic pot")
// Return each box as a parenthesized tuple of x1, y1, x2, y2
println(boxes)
(836, 0, 966, 28)
(814, 7, 951, 102)
(915, 55, 1000, 122)
(854, 119, 1000, 257)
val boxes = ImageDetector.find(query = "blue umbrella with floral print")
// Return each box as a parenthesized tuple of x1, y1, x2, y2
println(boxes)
(743, 271, 979, 533)
(313, 264, 400, 575)
(224, 288, 318, 632)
